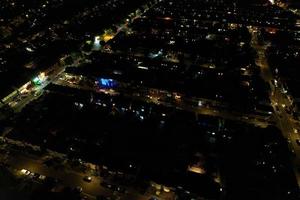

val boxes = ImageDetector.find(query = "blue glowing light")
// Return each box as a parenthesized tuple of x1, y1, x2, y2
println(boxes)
(98, 78, 117, 88)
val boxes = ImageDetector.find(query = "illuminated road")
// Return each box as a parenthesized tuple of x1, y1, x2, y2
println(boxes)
(0, 8, 166, 199)
(275, 1, 300, 17)
(1, 1, 299, 196)
(0, 148, 172, 200)
(0, 0, 157, 116)
(250, 27, 300, 188)
(0, 62, 67, 114)
(54, 73, 272, 128)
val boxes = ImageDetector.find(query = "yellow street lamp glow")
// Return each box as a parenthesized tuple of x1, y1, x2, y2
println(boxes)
(38, 72, 46, 81)
(188, 165, 206, 174)
(102, 34, 114, 42)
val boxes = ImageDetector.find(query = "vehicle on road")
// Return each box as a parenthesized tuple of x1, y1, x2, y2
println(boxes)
(116, 186, 126, 193)
(83, 176, 92, 182)
(20, 169, 31, 176)
(29, 172, 36, 178)
(74, 186, 83, 193)
(101, 182, 115, 190)
(38, 175, 46, 181)
(294, 128, 298, 134)
(33, 173, 40, 179)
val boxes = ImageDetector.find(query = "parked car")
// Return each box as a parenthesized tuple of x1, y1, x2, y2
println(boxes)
(83, 176, 92, 182)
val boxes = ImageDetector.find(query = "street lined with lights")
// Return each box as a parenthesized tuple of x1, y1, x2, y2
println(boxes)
(250, 25, 300, 189)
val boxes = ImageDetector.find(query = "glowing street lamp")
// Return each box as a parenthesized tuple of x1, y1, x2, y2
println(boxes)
(38, 72, 46, 81)
(93, 36, 101, 50)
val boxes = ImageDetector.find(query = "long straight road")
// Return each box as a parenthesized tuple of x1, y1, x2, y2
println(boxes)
(250, 27, 300, 189)
(53, 73, 271, 128)
(4, 151, 159, 200)
(0, 0, 158, 117)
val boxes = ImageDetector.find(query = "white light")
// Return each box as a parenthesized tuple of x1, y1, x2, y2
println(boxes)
(26, 47, 34, 52)
(93, 36, 101, 50)
(294, 129, 298, 134)
(138, 66, 149, 70)
(198, 101, 203, 107)
(38, 72, 47, 81)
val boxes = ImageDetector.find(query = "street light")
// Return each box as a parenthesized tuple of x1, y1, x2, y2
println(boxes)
(93, 36, 101, 50)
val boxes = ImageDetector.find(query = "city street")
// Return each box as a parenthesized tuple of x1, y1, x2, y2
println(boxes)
(250, 27, 300, 188)
(0, 0, 157, 116)
(54, 72, 272, 128)
(1, 1, 299, 199)
(0, 147, 172, 200)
